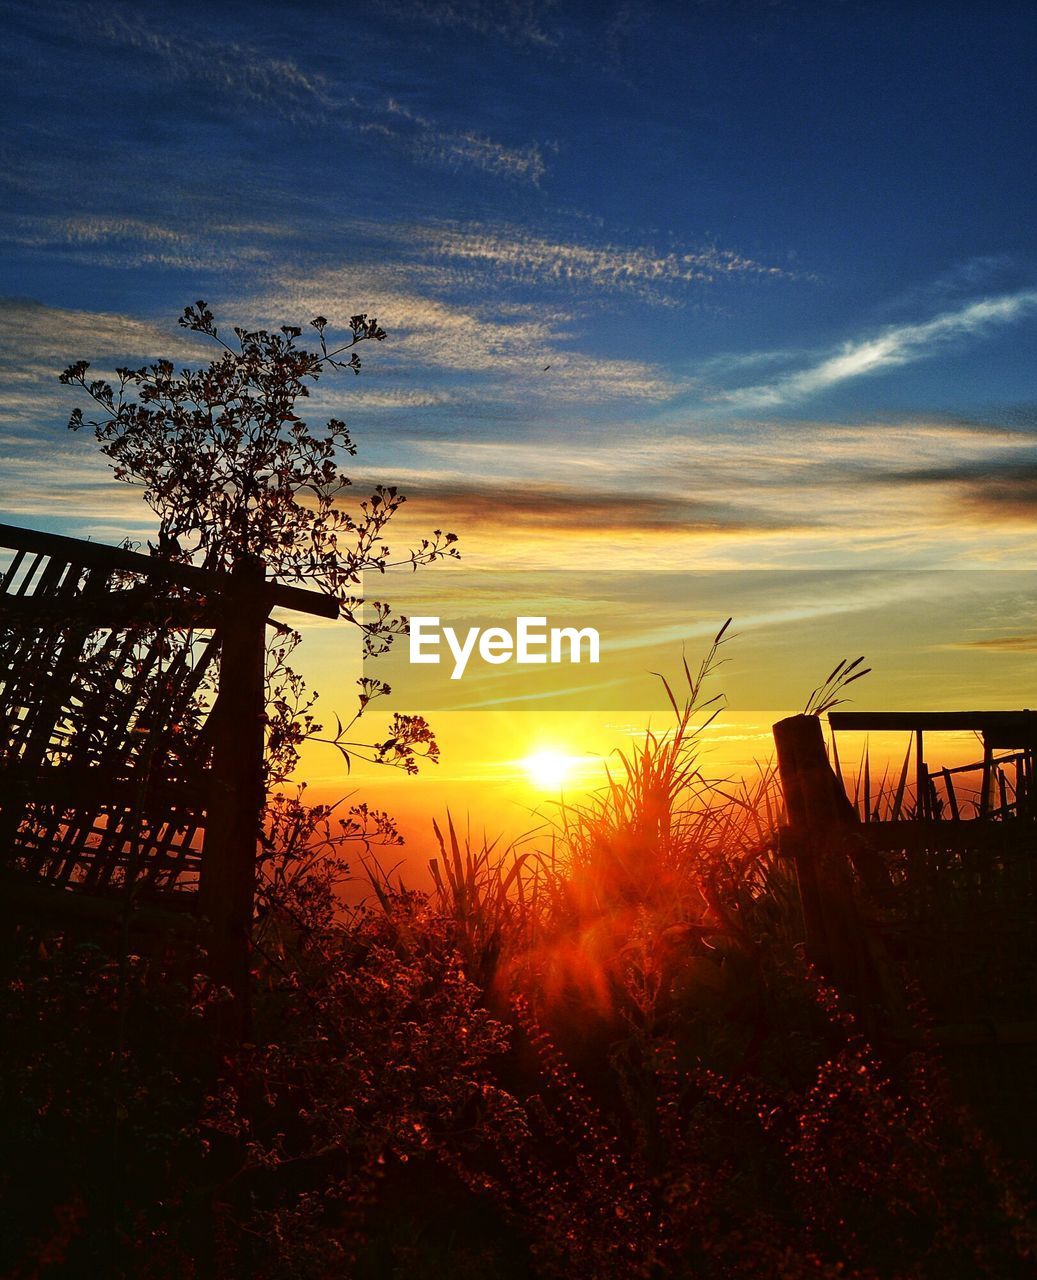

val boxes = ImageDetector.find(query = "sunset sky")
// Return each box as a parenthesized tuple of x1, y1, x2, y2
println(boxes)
(2, 1, 1036, 849)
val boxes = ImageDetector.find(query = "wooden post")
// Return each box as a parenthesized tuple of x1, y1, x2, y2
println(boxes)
(942, 767, 960, 821)
(774, 715, 829, 972)
(915, 730, 927, 820)
(773, 714, 879, 1025)
(979, 738, 993, 819)
(200, 556, 268, 1037)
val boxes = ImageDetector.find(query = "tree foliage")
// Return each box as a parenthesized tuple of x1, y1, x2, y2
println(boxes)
(60, 301, 457, 777)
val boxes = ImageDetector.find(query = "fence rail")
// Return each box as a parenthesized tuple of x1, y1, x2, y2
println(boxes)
(774, 711, 1037, 1155)
(0, 522, 337, 1031)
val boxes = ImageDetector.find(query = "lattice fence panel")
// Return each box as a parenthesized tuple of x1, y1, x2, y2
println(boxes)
(0, 543, 221, 901)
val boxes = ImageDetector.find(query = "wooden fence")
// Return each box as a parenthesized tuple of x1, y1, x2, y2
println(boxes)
(774, 711, 1037, 1153)
(0, 522, 337, 1028)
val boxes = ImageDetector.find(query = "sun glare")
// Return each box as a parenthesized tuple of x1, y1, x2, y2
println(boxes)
(522, 748, 577, 791)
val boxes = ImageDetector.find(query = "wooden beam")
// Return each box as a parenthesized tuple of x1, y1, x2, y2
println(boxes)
(0, 522, 339, 620)
(829, 710, 1037, 747)
(266, 581, 340, 620)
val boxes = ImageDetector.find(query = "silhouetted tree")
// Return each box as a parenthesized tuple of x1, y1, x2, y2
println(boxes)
(61, 301, 458, 779)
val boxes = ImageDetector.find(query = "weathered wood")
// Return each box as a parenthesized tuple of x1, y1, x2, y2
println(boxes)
(198, 557, 268, 1034)
(941, 750, 1028, 777)
(0, 525, 320, 1040)
(784, 708, 1037, 1158)
(942, 767, 960, 821)
(915, 731, 926, 820)
(979, 742, 994, 819)
(829, 709, 1037, 748)
(773, 714, 887, 1031)
(0, 522, 339, 619)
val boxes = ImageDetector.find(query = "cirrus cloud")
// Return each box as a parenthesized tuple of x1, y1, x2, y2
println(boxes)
(717, 290, 1037, 410)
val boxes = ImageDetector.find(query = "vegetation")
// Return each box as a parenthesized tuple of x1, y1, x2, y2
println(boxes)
(60, 301, 459, 780)
(1, 639, 1033, 1278)
(0, 308, 1032, 1276)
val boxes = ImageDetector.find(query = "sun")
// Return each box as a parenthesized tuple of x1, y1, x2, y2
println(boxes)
(522, 748, 577, 791)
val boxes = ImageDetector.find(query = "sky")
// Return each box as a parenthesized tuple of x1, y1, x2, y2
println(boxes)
(2, 0, 1036, 847)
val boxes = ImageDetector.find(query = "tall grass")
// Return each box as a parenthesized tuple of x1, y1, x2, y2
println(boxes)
(5, 631, 1033, 1278)
(363, 620, 802, 1047)
(498, 622, 795, 1030)
(341, 630, 1034, 1278)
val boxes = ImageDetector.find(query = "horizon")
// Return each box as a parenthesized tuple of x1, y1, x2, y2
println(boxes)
(3, 0, 1036, 847)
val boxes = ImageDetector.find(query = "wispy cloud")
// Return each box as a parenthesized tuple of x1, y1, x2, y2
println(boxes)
(359, 100, 546, 184)
(719, 290, 1037, 409)
(381, 478, 804, 535)
(5, 297, 1035, 574)
(0, 297, 201, 535)
(84, 8, 335, 123)
(1, 215, 278, 274)
(370, 0, 560, 48)
(0, 298, 203, 393)
(80, 9, 547, 185)
(345, 386, 461, 411)
(881, 255, 1026, 316)
(953, 634, 1037, 652)
(267, 268, 682, 402)
(401, 414, 1034, 493)
(0, 447, 156, 539)
(884, 458, 1037, 523)
(372, 414, 1037, 569)
(416, 223, 790, 302)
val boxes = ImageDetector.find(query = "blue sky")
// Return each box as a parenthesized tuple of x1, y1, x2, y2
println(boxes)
(2, 0, 1037, 576)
